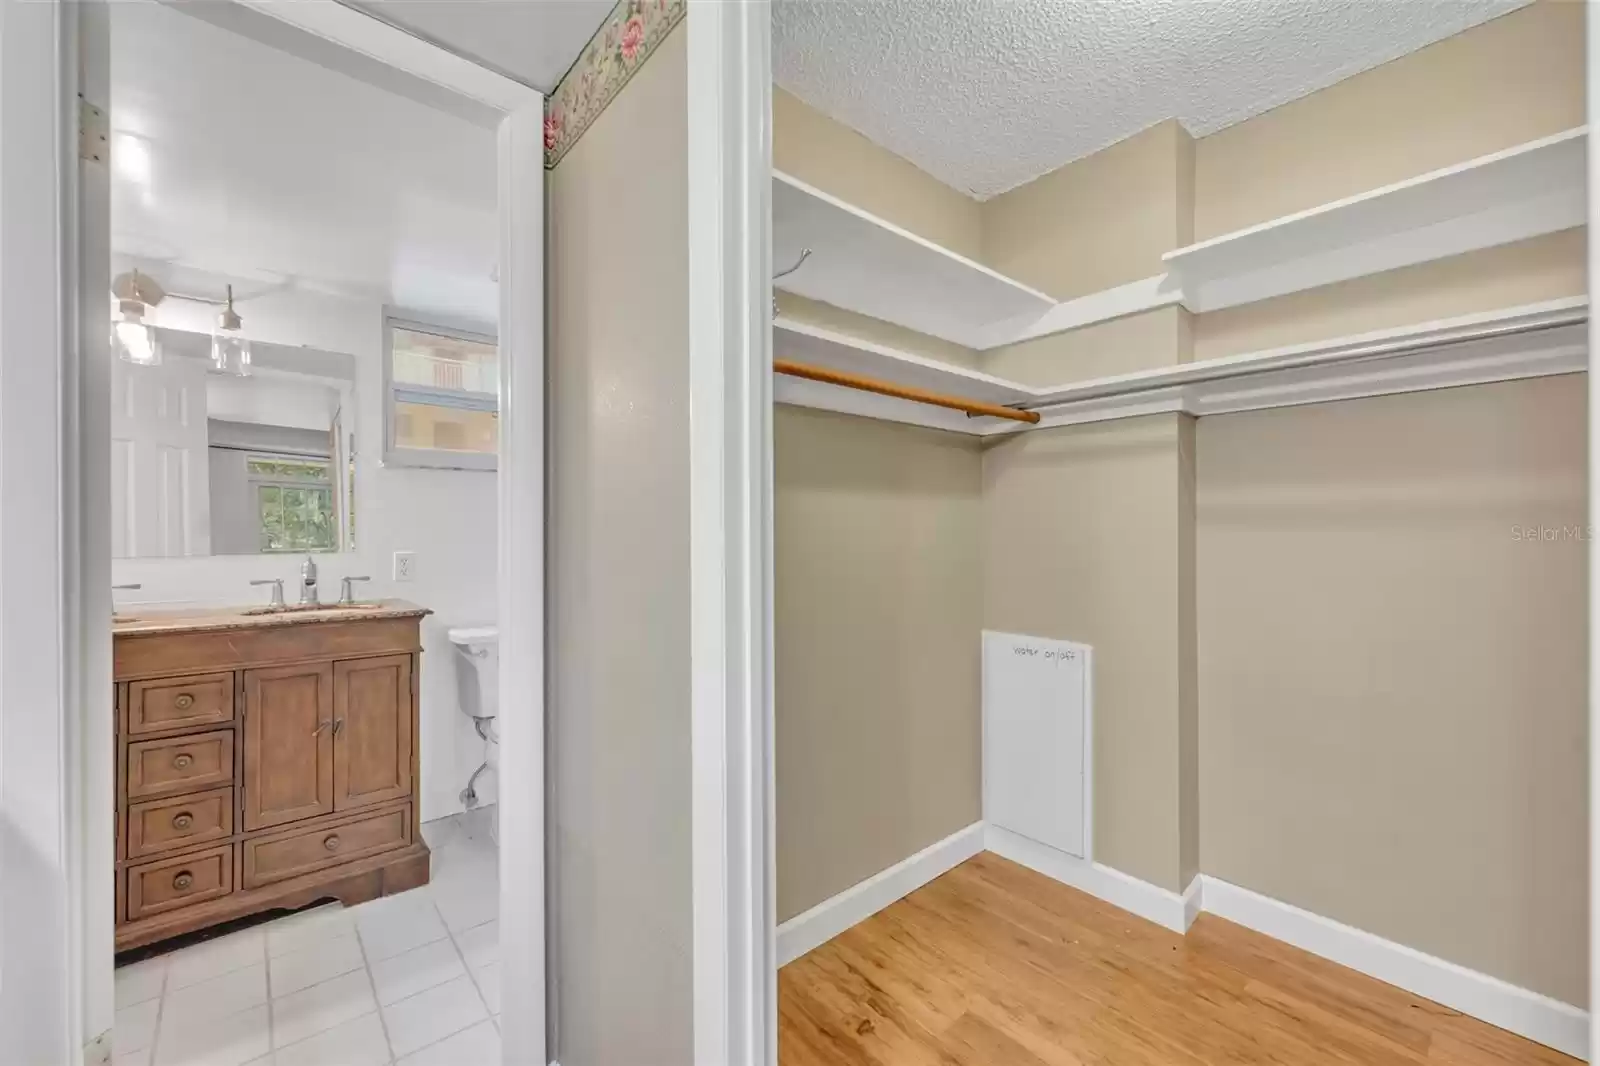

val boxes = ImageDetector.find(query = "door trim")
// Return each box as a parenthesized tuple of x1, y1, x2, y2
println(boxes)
(687, 4, 777, 1062)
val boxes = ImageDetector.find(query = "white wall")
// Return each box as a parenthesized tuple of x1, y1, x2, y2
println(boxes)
(111, 283, 499, 820)
(204, 374, 336, 432)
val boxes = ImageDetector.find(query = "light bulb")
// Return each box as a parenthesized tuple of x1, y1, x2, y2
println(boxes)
(211, 331, 252, 376)
(111, 306, 158, 366)
(210, 284, 251, 376)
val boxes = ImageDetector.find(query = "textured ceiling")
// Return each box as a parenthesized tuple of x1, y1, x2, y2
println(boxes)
(774, 0, 1531, 200)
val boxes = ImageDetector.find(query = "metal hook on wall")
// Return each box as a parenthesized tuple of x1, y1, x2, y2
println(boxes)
(774, 248, 812, 283)
(772, 248, 813, 316)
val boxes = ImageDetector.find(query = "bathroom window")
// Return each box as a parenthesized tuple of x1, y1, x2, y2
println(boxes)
(249, 455, 338, 553)
(383, 312, 499, 471)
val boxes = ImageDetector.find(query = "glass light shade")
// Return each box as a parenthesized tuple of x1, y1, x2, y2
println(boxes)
(112, 317, 158, 366)
(211, 331, 252, 376)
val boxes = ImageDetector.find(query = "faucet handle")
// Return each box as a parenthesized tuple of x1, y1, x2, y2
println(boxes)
(339, 576, 372, 606)
(112, 583, 142, 592)
(249, 578, 286, 607)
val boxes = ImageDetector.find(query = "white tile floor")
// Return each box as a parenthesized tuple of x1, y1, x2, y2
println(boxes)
(113, 809, 500, 1066)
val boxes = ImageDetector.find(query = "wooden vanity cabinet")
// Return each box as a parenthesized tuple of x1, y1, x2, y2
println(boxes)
(113, 605, 430, 952)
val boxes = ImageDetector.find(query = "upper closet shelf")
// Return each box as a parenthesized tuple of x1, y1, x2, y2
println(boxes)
(772, 171, 1055, 349)
(1164, 127, 1587, 313)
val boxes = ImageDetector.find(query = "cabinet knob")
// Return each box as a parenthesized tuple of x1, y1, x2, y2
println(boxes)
(172, 753, 194, 770)
(172, 871, 194, 891)
(174, 693, 195, 710)
(171, 812, 194, 831)
(323, 835, 341, 852)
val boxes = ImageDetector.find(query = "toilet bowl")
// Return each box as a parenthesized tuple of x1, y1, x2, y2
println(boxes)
(448, 624, 499, 840)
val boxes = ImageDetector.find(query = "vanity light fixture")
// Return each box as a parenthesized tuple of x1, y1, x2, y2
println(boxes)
(210, 284, 252, 376)
(109, 269, 163, 366)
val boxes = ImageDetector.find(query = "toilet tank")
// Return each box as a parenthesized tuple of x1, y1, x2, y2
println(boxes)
(447, 625, 499, 719)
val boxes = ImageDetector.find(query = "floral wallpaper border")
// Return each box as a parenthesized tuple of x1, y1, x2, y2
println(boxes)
(545, 0, 687, 168)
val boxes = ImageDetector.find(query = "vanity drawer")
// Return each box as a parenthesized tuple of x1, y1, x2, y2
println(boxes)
(243, 805, 410, 889)
(126, 844, 234, 921)
(126, 730, 234, 799)
(128, 673, 234, 735)
(126, 787, 233, 859)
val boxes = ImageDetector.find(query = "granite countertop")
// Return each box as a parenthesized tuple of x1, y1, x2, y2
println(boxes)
(112, 599, 431, 637)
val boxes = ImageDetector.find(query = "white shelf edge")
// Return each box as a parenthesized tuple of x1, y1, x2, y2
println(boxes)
(774, 316, 1040, 400)
(974, 273, 1185, 351)
(776, 298, 1589, 436)
(1161, 127, 1587, 313)
(978, 297, 1589, 434)
(1164, 127, 1586, 264)
(772, 169, 1056, 305)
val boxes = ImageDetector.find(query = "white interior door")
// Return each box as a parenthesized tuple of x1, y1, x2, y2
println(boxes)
(110, 352, 211, 557)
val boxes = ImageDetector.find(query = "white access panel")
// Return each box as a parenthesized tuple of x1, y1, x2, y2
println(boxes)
(982, 630, 1092, 860)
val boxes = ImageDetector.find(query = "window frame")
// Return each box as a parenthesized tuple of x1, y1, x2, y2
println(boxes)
(245, 452, 339, 554)
(382, 309, 500, 471)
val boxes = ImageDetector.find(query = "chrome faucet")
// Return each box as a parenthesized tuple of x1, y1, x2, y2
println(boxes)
(249, 578, 286, 609)
(299, 555, 319, 606)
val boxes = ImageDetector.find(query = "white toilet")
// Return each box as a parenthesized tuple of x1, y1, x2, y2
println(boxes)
(448, 625, 500, 840)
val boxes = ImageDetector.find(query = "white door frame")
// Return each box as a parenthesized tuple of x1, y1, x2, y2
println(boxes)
(0, 3, 548, 1063)
(1588, 3, 1599, 1057)
(687, 2, 777, 1062)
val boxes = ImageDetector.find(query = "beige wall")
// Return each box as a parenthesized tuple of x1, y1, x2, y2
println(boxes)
(981, 121, 1194, 301)
(547, 27, 692, 1065)
(775, 86, 983, 261)
(1197, 375, 1588, 1006)
(983, 416, 1192, 891)
(1194, 1, 1584, 240)
(775, 407, 983, 921)
(985, 306, 1192, 386)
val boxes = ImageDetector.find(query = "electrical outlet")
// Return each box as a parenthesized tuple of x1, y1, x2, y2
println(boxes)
(393, 551, 417, 582)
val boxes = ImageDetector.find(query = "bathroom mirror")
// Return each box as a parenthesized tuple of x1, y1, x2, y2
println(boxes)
(112, 326, 358, 559)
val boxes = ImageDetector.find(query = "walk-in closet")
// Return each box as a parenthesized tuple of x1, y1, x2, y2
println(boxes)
(770, 3, 1588, 1063)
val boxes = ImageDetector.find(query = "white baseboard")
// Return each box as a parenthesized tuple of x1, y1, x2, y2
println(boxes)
(776, 821, 985, 966)
(1199, 876, 1589, 1062)
(984, 825, 1193, 933)
(1181, 873, 1202, 932)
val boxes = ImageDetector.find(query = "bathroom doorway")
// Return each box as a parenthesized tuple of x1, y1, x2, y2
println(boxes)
(39, 3, 544, 1063)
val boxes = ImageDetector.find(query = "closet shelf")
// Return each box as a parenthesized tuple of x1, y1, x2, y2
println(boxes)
(772, 171, 1055, 350)
(1163, 127, 1587, 314)
(774, 318, 1032, 406)
(773, 127, 1586, 373)
(774, 299, 1587, 436)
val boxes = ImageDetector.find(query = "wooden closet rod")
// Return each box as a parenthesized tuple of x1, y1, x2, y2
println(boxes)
(774, 359, 1042, 424)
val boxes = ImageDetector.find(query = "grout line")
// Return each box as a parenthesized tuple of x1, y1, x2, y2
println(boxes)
(384, 897, 492, 1063)
(144, 962, 170, 1066)
(352, 912, 399, 1065)
(263, 942, 277, 1064)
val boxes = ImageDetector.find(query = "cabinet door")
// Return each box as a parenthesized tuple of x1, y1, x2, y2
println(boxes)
(243, 663, 335, 830)
(333, 655, 414, 812)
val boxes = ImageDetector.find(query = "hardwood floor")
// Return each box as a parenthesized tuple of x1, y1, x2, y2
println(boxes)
(779, 852, 1576, 1066)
